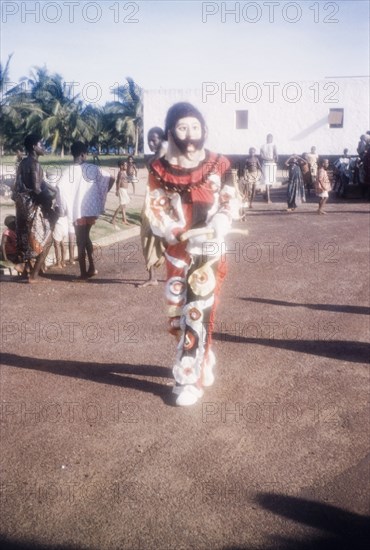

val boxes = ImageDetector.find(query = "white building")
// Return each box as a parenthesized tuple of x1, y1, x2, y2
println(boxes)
(144, 77, 369, 156)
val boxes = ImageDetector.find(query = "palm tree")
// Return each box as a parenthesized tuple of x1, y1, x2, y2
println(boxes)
(16, 67, 95, 156)
(108, 77, 143, 155)
(0, 54, 17, 155)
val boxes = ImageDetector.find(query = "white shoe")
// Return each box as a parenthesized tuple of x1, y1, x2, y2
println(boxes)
(173, 384, 204, 406)
(202, 350, 216, 387)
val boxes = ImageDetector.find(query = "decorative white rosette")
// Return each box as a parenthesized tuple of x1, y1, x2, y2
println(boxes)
(188, 264, 216, 297)
(146, 188, 186, 243)
(172, 355, 201, 385)
(182, 297, 214, 330)
(165, 277, 187, 305)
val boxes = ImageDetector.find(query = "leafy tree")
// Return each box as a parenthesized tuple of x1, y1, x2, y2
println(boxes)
(108, 76, 143, 155)
(19, 67, 96, 156)
(0, 65, 144, 157)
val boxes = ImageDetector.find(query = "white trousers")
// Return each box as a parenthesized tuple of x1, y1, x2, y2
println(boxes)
(262, 162, 277, 186)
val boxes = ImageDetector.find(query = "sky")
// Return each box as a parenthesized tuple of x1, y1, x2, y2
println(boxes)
(1, 0, 369, 105)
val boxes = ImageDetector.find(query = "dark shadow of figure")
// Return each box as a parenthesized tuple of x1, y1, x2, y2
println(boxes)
(249, 493, 370, 550)
(243, 297, 370, 316)
(1, 352, 175, 406)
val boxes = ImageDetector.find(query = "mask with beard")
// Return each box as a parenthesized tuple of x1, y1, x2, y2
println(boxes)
(171, 132, 205, 154)
(165, 102, 207, 155)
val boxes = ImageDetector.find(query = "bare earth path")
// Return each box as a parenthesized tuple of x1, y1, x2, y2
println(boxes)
(1, 189, 369, 550)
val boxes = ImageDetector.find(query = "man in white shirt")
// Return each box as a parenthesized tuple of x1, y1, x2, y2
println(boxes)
(260, 133, 278, 203)
(57, 141, 114, 279)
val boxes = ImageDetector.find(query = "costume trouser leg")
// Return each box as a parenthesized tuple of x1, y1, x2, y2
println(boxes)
(165, 242, 227, 388)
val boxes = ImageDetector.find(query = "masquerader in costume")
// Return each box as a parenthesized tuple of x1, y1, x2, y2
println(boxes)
(145, 102, 236, 406)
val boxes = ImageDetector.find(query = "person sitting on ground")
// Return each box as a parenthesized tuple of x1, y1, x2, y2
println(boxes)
(0, 215, 24, 273)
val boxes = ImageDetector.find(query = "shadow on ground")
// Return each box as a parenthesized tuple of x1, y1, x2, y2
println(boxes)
(2, 494, 369, 550)
(0, 538, 85, 550)
(213, 333, 369, 364)
(243, 297, 370, 316)
(1, 353, 174, 405)
(238, 493, 369, 550)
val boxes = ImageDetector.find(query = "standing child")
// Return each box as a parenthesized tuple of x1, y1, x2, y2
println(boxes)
(52, 215, 75, 267)
(241, 147, 262, 217)
(316, 159, 331, 214)
(126, 155, 138, 195)
(111, 161, 134, 226)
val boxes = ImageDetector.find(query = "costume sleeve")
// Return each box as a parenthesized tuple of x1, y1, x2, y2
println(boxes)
(144, 173, 187, 245)
(186, 156, 237, 257)
(207, 163, 235, 245)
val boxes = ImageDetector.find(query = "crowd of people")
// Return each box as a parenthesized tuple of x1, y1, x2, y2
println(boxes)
(238, 134, 370, 214)
(2, 108, 370, 407)
(2, 137, 115, 281)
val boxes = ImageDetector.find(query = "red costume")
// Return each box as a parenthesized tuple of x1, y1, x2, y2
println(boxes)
(145, 150, 234, 395)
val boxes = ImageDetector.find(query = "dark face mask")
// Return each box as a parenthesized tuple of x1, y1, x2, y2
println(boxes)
(171, 132, 205, 154)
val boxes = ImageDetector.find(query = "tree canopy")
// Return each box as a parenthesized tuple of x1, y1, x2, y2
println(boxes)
(0, 59, 143, 157)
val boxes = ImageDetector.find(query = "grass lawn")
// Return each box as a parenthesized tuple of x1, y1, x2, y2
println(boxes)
(0, 154, 146, 246)
(1, 154, 147, 173)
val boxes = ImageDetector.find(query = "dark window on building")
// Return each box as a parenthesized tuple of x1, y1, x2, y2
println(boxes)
(328, 108, 344, 128)
(236, 110, 248, 129)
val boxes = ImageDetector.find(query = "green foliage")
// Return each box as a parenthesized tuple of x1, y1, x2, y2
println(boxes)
(0, 60, 143, 157)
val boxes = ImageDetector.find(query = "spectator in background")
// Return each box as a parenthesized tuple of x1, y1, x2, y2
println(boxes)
(14, 149, 24, 173)
(260, 133, 278, 203)
(285, 154, 306, 211)
(111, 160, 135, 226)
(52, 215, 75, 268)
(306, 146, 319, 180)
(240, 147, 262, 216)
(316, 158, 332, 214)
(301, 153, 313, 196)
(147, 127, 167, 159)
(357, 135, 368, 158)
(334, 148, 351, 197)
(126, 155, 138, 195)
(56, 141, 114, 280)
(14, 134, 57, 282)
(138, 127, 167, 287)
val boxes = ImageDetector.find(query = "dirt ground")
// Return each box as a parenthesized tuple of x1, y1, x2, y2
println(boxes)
(0, 187, 369, 550)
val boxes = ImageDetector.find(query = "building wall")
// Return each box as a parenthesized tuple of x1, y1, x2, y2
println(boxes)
(144, 78, 369, 156)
